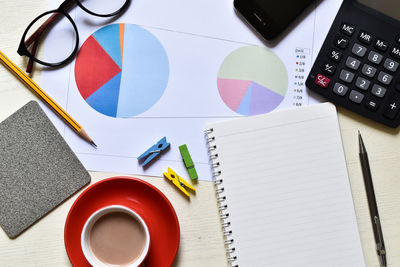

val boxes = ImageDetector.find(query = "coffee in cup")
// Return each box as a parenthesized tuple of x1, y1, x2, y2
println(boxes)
(81, 205, 150, 267)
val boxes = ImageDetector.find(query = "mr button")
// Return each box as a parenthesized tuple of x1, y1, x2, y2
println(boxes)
(383, 95, 400, 119)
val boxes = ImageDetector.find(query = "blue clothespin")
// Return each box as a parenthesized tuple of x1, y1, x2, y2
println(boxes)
(138, 137, 170, 167)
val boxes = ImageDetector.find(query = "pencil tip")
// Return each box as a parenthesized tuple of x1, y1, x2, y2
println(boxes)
(90, 141, 97, 148)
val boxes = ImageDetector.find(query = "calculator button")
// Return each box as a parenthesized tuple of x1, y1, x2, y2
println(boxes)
(328, 48, 343, 62)
(371, 84, 387, 98)
(396, 35, 400, 44)
(384, 104, 399, 119)
(384, 104, 400, 119)
(349, 90, 364, 104)
(314, 74, 330, 88)
(339, 70, 355, 83)
(340, 23, 355, 36)
(383, 58, 399, 72)
(361, 64, 377, 78)
(321, 62, 336, 75)
(355, 77, 371, 90)
(390, 46, 400, 59)
(352, 43, 367, 57)
(358, 31, 373, 44)
(333, 83, 348, 96)
(365, 99, 379, 111)
(334, 35, 349, 49)
(345, 56, 361, 70)
(383, 95, 400, 119)
(377, 71, 393, 85)
(374, 39, 389, 52)
(368, 51, 383, 65)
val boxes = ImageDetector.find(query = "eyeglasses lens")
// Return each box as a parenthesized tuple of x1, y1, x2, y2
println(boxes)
(78, 0, 128, 16)
(25, 11, 77, 65)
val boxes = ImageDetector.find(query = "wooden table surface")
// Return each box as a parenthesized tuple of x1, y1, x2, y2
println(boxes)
(0, 1, 399, 266)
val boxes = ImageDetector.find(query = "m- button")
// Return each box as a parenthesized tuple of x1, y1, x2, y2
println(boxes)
(374, 39, 389, 52)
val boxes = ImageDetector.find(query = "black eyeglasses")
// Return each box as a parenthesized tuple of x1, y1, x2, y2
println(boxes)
(17, 0, 130, 73)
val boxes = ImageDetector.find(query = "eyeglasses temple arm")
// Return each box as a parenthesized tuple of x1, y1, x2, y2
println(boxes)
(26, 38, 40, 73)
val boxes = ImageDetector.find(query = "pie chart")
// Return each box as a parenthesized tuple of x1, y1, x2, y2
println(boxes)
(75, 24, 169, 118)
(217, 46, 288, 116)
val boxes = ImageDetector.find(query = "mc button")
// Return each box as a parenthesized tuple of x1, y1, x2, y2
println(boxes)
(340, 23, 355, 36)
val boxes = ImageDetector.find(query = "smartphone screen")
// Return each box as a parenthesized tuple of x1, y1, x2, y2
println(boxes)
(234, 0, 315, 40)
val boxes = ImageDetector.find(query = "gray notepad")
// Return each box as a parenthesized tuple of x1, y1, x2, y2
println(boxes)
(0, 101, 91, 238)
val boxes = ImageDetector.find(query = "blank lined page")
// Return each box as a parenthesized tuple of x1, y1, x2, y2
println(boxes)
(207, 103, 365, 267)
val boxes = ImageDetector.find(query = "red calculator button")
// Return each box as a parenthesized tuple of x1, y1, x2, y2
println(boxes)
(315, 74, 331, 88)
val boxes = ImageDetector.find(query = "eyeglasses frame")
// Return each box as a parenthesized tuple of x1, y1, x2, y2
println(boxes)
(17, 0, 130, 71)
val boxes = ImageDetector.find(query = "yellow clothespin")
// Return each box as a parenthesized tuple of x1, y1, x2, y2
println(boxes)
(163, 167, 196, 197)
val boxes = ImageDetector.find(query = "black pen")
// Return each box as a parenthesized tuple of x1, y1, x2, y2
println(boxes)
(358, 131, 386, 267)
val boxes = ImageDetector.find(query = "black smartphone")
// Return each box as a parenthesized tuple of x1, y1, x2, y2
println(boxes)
(234, 0, 315, 41)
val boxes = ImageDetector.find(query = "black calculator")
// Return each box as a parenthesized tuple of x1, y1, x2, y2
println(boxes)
(306, 0, 400, 128)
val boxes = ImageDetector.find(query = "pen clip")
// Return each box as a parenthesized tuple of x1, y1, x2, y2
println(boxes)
(374, 216, 386, 255)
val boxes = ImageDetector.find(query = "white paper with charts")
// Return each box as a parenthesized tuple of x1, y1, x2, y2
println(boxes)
(41, 0, 342, 180)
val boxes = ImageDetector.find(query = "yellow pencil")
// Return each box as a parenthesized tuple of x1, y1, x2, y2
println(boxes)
(0, 51, 97, 147)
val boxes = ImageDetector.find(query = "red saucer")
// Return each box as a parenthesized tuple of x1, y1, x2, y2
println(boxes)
(64, 177, 180, 267)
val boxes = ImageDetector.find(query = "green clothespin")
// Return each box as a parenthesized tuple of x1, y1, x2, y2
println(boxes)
(179, 144, 198, 180)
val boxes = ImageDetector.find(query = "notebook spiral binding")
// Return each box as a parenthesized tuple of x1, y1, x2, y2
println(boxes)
(205, 128, 238, 267)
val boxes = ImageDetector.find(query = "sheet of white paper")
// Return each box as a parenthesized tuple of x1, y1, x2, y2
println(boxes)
(41, 0, 342, 180)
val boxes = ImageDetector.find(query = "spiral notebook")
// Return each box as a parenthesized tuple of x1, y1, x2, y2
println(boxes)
(205, 103, 365, 267)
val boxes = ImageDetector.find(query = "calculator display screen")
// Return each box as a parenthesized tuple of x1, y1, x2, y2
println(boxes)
(357, 0, 400, 21)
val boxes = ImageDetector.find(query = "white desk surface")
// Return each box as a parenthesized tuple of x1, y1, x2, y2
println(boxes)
(0, 1, 399, 266)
